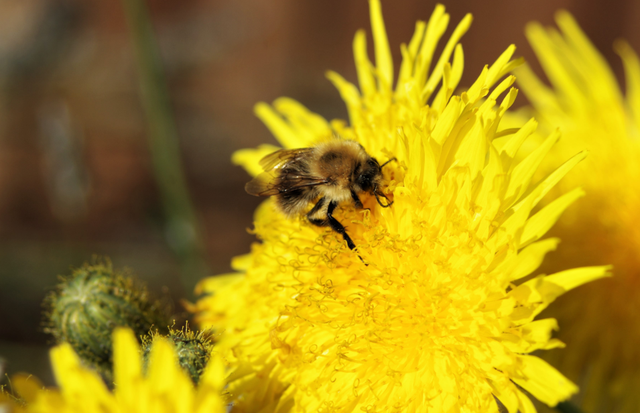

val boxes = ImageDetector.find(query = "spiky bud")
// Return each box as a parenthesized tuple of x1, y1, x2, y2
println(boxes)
(44, 261, 170, 381)
(142, 325, 215, 384)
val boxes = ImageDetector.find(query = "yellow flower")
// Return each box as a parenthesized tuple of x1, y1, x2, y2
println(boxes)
(192, 2, 609, 412)
(0, 328, 226, 413)
(514, 12, 640, 413)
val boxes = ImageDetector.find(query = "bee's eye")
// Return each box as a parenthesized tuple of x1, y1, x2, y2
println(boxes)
(357, 173, 372, 191)
(357, 169, 375, 191)
(355, 158, 381, 191)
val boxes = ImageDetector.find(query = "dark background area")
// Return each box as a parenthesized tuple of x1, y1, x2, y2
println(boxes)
(0, 0, 638, 386)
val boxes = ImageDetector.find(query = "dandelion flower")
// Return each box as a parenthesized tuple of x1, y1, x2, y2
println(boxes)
(192, 2, 610, 412)
(514, 12, 640, 413)
(0, 328, 226, 413)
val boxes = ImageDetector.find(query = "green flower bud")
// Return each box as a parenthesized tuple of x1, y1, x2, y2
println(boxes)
(44, 261, 171, 381)
(142, 325, 215, 384)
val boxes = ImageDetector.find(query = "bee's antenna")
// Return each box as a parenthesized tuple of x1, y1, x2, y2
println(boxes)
(374, 158, 396, 207)
(380, 157, 397, 169)
(374, 186, 393, 208)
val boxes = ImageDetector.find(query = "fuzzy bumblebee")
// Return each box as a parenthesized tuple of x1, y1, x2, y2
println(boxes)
(246, 139, 395, 250)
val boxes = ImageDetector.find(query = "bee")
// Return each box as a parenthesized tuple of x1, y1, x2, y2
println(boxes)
(245, 139, 396, 251)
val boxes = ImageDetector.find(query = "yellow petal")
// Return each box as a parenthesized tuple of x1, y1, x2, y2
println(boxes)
(545, 265, 612, 292)
(520, 187, 584, 247)
(516, 389, 538, 413)
(455, 117, 486, 180)
(194, 273, 243, 296)
(273, 98, 331, 144)
(396, 20, 427, 92)
(520, 318, 564, 351)
(504, 129, 560, 206)
(199, 354, 225, 393)
(254, 102, 303, 149)
(512, 355, 578, 406)
(49, 343, 84, 391)
(113, 327, 142, 405)
(11, 374, 44, 404)
(147, 338, 183, 392)
(511, 150, 587, 216)
(512, 63, 560, 116)
(368, 0, 393, 91)
(424, 12, 472, 102)
(501, 238, 560, 282)
(231, 253, 253, 271)
(326, 70, 362, 123)
(615, 39, 640, 129)
(499, 117, 538, 159)
(232, 144, 280, 177)
(353, 30, 375, 97)
(555, 11, 620, 100)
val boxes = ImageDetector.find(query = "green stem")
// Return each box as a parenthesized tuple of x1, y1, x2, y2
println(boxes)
(120, 0, 209, 297)
(555, 401, 585, 413)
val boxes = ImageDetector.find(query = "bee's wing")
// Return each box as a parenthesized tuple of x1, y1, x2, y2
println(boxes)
(258, 148, 313, 170)
(245, 171, 281, 196)
(246, 148, 327, 197)
(245, 171, 328, 197)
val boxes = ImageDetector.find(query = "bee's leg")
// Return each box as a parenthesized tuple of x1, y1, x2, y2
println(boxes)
(326, 201, 356, 250)
(350, 189, 364, 209)
(307, 197, 329, 226)
(307, 198, 355, 249)
(308, 198, 363, 263)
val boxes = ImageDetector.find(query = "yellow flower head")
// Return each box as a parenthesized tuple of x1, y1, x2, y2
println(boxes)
(515, 12, 640, 413)
(0, 328, 226, 413)
(192, 2, 609, 412)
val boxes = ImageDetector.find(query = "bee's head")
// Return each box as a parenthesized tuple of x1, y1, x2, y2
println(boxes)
(355, 156, 396, 207)
(355, 158, 382, 193)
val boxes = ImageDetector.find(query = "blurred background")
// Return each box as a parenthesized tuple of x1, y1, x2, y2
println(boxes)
(1, 0, 639, 386)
